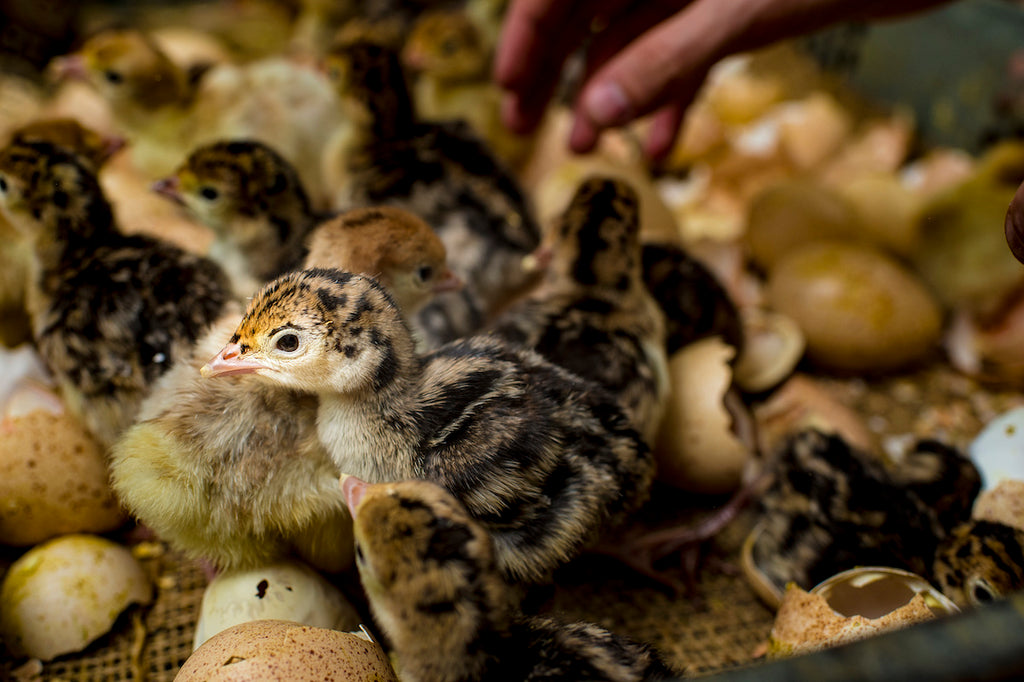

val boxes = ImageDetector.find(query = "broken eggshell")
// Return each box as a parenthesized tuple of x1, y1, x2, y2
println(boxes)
(968, 406, 1024, 491)
(767, 567, 956, 659)
(732, 307, 805, 393)
(0, 534, 152, 661)
(176, 619, 397, 682)
(193, 559, 361, 649)
(654, 336, 754, 494)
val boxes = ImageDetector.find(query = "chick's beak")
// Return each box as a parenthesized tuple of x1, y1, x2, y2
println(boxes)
(521, 244, 553, 273)
(151, 176, 184, 204)
(432, 268, 463, 294)
(341, 474, 370, 517)
(200, 343, 265, 378)
(50, 54, 89, 82)
(100, 135, 127, 163)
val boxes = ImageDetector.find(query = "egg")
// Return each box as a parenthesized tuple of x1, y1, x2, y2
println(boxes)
(193, 560, 362, 649)
(0, 381, 125, 546)
(967, 406, 1024, 491)
(767, 241, 943, 372)
(654, 336, 753, 494)
(0, 534, 153, 661)
(176, 619, 398, 681)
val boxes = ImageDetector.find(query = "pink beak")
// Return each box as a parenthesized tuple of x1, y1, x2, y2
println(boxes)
(432, 268, 463, 294)
(50, 54, 89, 82)
(522, 244, 553, 273)
(99, 135, 127, 163)
(341, 474, 370, 517)
(151, 176, 184, 204)
(200, 342, 265, 378)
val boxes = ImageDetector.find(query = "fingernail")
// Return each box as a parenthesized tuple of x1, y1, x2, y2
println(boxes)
(584, 82, 632, 126)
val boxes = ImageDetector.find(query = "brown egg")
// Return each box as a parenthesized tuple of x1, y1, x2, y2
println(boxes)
(766, 241, 943, 372)
(176, 620, 397, 682)
(0, 385, 125, 546)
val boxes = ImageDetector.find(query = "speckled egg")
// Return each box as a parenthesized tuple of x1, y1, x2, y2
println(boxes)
(766, 241, 943, 372)
(175, 619, 398, 681)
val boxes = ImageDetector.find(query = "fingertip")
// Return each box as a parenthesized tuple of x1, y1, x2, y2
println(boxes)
(643, 105, 685, 163)
(580, 81, 633, 128)
(568, 114, 599, 154)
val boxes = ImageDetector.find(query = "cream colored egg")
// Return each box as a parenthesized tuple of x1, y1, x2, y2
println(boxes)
(0, 534, 152, 661)
(193, 560, 361, 649)
(0, 383, 125, 546)
(767, 241, 943, 372)
(176, 619, 397, 682)
(654, 337, 753, 494)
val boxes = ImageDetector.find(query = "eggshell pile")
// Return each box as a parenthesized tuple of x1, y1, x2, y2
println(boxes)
(193, 560, 362, 649)
(0, 534, 152, 661)
(767, 241, 943, 372)
(0, 384, 125, 546)
(176, 620, 397, 682)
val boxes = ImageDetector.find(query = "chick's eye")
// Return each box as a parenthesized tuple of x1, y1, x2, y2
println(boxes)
(440, 38, 458, 55)
(416, 265, 433, 282)
(199, 186, 219, 201)
(103, 69, 123, 84)
(971, 580, 996, 604)
(0, 177, 7, 193)
(275, 332, 300, 352)
(354, 543, 365, 564)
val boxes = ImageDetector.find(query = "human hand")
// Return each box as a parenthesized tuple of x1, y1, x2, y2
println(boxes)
(494, 0, 953, 161)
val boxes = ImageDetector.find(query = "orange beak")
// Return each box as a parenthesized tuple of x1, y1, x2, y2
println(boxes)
(432, 267, 463, 294)
(151, 176, 184, 204)
(200, 343, 265, 378)
(341, 474, 370, 517)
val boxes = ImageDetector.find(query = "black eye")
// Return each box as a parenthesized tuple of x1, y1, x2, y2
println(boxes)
(440, 38, 458, 55)
(275, 332, 299, 352)
(199, 186, 219, 201)
(973, 582, 996, 604)
(0, 177, 7, 192)
(354, 543, 365, 564)
(416, 265, 433, 282)
(103, 69, 123, 84)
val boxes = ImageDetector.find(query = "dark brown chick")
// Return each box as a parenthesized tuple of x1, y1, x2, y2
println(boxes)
(343, 475, 675, 682)
(490, 177, 669, 444)
(0, 140, 230, 447)
(110, 207, 455, 572)
(322, 37, 540, 346)
(748, 429, 989, 604)
(202, 268, 654, 584)
(932, 519, 1024, 608)
(153, 139, 322, 296)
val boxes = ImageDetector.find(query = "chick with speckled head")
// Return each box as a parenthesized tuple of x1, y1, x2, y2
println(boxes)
(205, 268, 654, 584)
(491, 177, 669, 445)
(932, 519, 1024, 608)
(0, 140, 230, 447)
(154, 139, 319, 296)
(343, 475, 675, 682)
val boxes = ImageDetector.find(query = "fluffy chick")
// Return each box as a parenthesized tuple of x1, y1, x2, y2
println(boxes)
(154, 139, 322, 296)
(203, 268, 654, 584)
(490, 177, 669, 444)
(343, 475, 674, 682)
(932, 519, 1024, 608)
(749, 429, 988, 602)
(0, 140, 230, 447)
(55, 28, 341, 203)
(110, 207, 456, 572)
(322, 37, 540, 346)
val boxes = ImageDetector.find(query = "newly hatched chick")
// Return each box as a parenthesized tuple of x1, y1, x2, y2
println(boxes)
(490, 177, 669, 444)
(322, 37, 540, 346)
(111, 207, 456, 572)
(343, 475, 675, 682)
(749, 429, 990, 602)
(203, 269, 654, 584)
(55, 28, 341, 203)
(932, 519, 1024, 607)
(0, 140, 230, 448)
(154, 139, 321, 297)
(402, 7, 533, 170)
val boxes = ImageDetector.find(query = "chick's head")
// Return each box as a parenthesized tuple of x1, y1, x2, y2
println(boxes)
(304, 207, 461, 314)
(402, 11, 489, 82)
(933, 520, 1024, 608)
(8, 119, 124, 170)
(342, 475, 503, 643)
(323, 38, 414, 130)
(203, 268, 414, 396)
(533, 176, 643, 290)
(158, 140, 311, 234)
(0, 141, 112, 242)
(64, 29, 189, 113)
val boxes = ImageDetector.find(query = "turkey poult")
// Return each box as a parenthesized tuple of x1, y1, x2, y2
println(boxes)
(109, 207, 455, 573)
(202, 268, 654, 584)
(342, 475, 675, 682)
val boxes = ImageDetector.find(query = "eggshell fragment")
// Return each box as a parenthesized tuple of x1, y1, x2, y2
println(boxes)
(0, 534, 152, 661)
(973, 479, 1024, 530)
(767, 241, 943, 372)
(0, 384, 125, 546)
(193, 560, 361, 649)
(968, 406, 1024, 491)
(654, 337, 753, 494)
(176, 619, 397, 682)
